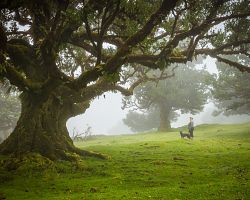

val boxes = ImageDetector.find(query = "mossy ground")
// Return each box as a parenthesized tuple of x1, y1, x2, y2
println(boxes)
(0, 123, 250, 200)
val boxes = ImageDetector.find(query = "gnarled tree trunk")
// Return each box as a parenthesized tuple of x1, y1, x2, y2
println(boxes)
(0, 91, 104, 160)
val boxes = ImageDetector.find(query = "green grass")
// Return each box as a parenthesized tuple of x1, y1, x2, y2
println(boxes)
(1, 123, 250, 200)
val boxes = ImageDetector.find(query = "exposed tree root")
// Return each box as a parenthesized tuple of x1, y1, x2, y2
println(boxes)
(73, 148, 108, 160)
(0, 148, 108, 172)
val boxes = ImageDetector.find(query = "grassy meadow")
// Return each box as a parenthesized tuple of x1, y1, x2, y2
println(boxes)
(0, 123, 250, 199)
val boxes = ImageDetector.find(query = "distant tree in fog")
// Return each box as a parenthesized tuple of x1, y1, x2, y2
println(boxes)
(123, 66, 211, 132)
(212, 55, 250, 115)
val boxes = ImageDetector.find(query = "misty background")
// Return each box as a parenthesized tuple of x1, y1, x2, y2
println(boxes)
(66, 57, 250, 136)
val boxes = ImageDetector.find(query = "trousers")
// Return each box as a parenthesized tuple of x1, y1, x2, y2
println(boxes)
(189, 128, 194, 138)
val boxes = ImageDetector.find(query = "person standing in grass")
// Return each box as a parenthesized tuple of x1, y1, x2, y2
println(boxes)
(188, 117, 194, 138)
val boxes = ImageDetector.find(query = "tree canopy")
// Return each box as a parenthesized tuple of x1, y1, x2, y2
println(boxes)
(0, 0, 249, 160)
(1, 0, 249, 94)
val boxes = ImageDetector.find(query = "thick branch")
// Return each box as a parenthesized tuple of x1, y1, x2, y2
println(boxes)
(1, 62, 40, 91)
(112, 66, 178, 96)
(126, 54, 186, 66)
(209, 12, 250, 24)
(214, 55, 250, 73)
(70, 32, 124, 48)
(190, 39, 250, 57)
(212, 39, 250, 52)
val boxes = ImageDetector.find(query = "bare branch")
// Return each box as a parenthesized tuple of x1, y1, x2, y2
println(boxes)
(113, 65, 178, 97)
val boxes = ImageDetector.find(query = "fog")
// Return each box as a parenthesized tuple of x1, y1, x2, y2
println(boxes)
(66, 92, 131, 135)
(66, 93, 250, 136)
(66, 57, 250, 136)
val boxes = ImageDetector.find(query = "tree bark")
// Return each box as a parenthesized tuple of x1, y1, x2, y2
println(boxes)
(158, 104, 171, 132)
(0, 91, 104, 160)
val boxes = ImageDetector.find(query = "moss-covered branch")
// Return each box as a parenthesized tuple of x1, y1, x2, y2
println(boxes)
(215, 55, 250, 73)
(1, 62, 41, 91)
(69, 0, 178, 90)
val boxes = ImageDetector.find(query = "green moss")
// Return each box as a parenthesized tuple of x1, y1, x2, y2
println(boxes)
(1, 153, 54, 173)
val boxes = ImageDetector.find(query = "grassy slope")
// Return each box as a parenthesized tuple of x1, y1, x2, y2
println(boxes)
(0, 123, 250, 200)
